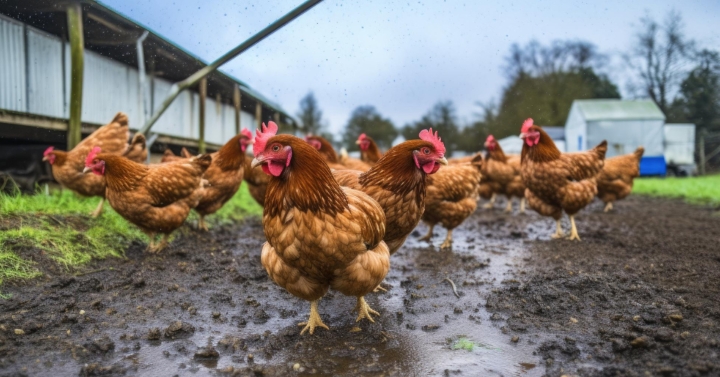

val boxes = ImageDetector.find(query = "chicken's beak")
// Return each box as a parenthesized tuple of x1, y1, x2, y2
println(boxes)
(519, 133, 527, 139)
(250, 157, 264, 169)
(437, 157, 448, 166)
(82, 167, 92, 174)
(355, 140, 361, 145)
(247, 139, 255, 145)
(42, 156, 48, 162)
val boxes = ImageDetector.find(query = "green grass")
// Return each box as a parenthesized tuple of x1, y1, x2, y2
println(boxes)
(0, 184, 261, 291)
(452, 337, 476, 352)
(633, 175, 720, 205)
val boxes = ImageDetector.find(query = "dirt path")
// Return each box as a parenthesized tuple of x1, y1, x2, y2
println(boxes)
(0, 196, 718, 376)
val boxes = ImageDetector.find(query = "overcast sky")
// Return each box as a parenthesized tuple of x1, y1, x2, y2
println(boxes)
(103, 0, 719, 133)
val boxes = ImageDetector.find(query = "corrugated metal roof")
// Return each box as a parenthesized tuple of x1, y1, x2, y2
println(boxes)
(574, 99, 665, 121)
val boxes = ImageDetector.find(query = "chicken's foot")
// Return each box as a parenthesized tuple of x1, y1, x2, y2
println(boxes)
(298, 300, 329, 335)
(198, 216, 208, 231)
(504, 198, 513, 213)
(145, 233, 157, 252)
(440, 229, 453, 250)
(550, 219, 565, 239)
(354, 296, 380, 323)
(148, 234, 170, 253)
(567, 216, 581, 241)
(418, 224, 434, 242)
(519, 198, 526, 213)
(90, 198, 105, 218)
(603, 202, 613, 212)
(373, 281, 388, 293)
(483, 193, 497, 209)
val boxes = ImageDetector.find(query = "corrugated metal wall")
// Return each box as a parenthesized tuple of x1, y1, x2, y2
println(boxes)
(0, 15, 27, 112)
(0, 15, 254, 144)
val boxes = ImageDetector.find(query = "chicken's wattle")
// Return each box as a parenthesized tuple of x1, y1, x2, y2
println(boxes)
(422, 161, 436, 174)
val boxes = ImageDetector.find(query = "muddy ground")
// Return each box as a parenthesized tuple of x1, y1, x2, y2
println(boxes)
(0, 196, 718, 377)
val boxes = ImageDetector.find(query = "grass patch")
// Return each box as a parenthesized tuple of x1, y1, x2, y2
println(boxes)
(0, 184, 260, 290)
(633, 175, 720, 205)
(452, 337, 476, 352)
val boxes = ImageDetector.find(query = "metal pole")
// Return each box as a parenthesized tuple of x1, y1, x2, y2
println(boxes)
(699, 131, 706, 176)
(66, 3, 84, 150)
(233, 85, 241, 135)
(198, 78, 207, 154)
(255, 102, 262, 131)
(136, 31, 150, 123)
(138, 0, 322, 136)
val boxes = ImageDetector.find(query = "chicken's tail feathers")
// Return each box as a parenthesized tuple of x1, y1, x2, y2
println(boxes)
(471, 153, 484, 170)
(180, 147, 193, 158)
(593, 140, 608, 160)
(129, 133, 146, 150)
(192, 154, 213, 172)
(634, 146, 645, 160)
(111, 112, 129, 127)
(163, 149, 176, 158)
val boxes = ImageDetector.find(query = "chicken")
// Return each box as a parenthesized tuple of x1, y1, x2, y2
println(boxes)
(448, 154, 478, 165)
(243, 156, 270, 206)
(332, 128, 448, 255)
(338, 148, 372, 171)
(520, 118, 607, 241)
(253, 122, 389, 335)
(83, 147, 211, 252)
(420, 154, 483, 249)
(161, 147, 193, 163)
(42, 112, 147, 217)
(193, 129, 254, 230)
(596, 147, 644, 212)
(356, 133, 382, 165)
(484, 135, 526, 213)
(304, 135, 349, 170)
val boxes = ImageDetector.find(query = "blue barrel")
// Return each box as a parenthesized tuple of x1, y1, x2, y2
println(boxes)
(639, 156, 667, 176)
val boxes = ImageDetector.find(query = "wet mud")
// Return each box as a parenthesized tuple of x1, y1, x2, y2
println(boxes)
(0, 196, 718, 376)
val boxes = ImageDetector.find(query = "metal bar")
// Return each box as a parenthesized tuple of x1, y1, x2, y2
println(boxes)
(138, 0, 322, 136)
(198, 78, 207, 154)
(233, 85, 241, 135)
(699, 132, 706, 176)
(255, 101, 262, 130)
(136, 31, 150, 123)
(66, 3, 84, 150)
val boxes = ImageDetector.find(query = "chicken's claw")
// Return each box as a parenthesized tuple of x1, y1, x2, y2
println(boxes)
(89, 198, 105, 218)
(299, 300, 329, 335)
(439, 230, 453, 250)
(198, 216, 209, 231)
(354, 296, 379, 323)
(550, 219, 565, 239)
(418, 224, 434, 242)
(566, 215, 582, 241)
(373, 283, 388, 293)
(603, 202, 613, 212)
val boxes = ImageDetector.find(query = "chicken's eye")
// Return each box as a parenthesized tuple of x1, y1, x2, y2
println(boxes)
(423, 148, 430, 155)
(272, 145, 280, 152)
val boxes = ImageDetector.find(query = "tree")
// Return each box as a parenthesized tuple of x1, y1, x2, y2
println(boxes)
(403, 101, 460, 154)
(625, 11, 695, 113)
(505, 40, 607, 79)
(297, 92, 325, 134)
(342, 106, 398, 151)
(455, 102, 498, 152)
(667, 49, 720, 133)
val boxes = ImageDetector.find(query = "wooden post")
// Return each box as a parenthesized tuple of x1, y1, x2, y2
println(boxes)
(233, 85, 241, 135)
(698, 131, 706, 176)
(198, 78, 207, 153)
(66, 3, 84, 150)
(273, 112, 280, 130)
(255, 101, 262, 131)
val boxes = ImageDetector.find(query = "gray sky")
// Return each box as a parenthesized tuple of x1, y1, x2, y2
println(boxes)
(104, 0, 720, 133)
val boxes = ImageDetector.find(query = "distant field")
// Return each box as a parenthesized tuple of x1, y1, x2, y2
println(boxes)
(0, 185, 262, 293)
(633, 174, 720, 205)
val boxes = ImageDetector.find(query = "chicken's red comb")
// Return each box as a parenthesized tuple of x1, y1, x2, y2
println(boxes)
(253, 121, 278, 157)
(419, 128, 445, 156)
(521, 118, 534, 133)
(85, 146, 102, 167)
(44, 146, 54, 156)
(357, 133, 367, 141)
(240, 128, 252, 140)
(486, 135, 496, 143)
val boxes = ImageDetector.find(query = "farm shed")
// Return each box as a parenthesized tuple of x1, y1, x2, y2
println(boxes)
(0, 0, 295, 189)
(564, 99, 666, 175)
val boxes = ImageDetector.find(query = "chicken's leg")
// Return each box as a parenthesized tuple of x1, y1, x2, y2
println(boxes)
(198, 215, 208, 231)
(298, 300, 329, 335)
(603, 202, 613, 212)
(519, 198, 526, 214)
(418, 224, 434, 242)
(504, 198, 513, 213)
(483, 193, 497, 209)
(90, 198, 105, 218)
(145, 232, 157, 252)
(440, 229, 453, 250)
(354, 296, 380, 323)
(567, 215, 581, 241)
(550, 219, 565, 239)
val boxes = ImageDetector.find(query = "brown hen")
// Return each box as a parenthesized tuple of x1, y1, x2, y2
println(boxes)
(356, 133, 383, 165)
(596, 147, 644, 212)
(254, 122, 389, 335)
(484, 135, 526, 213)
(520, 119, 607, 241)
